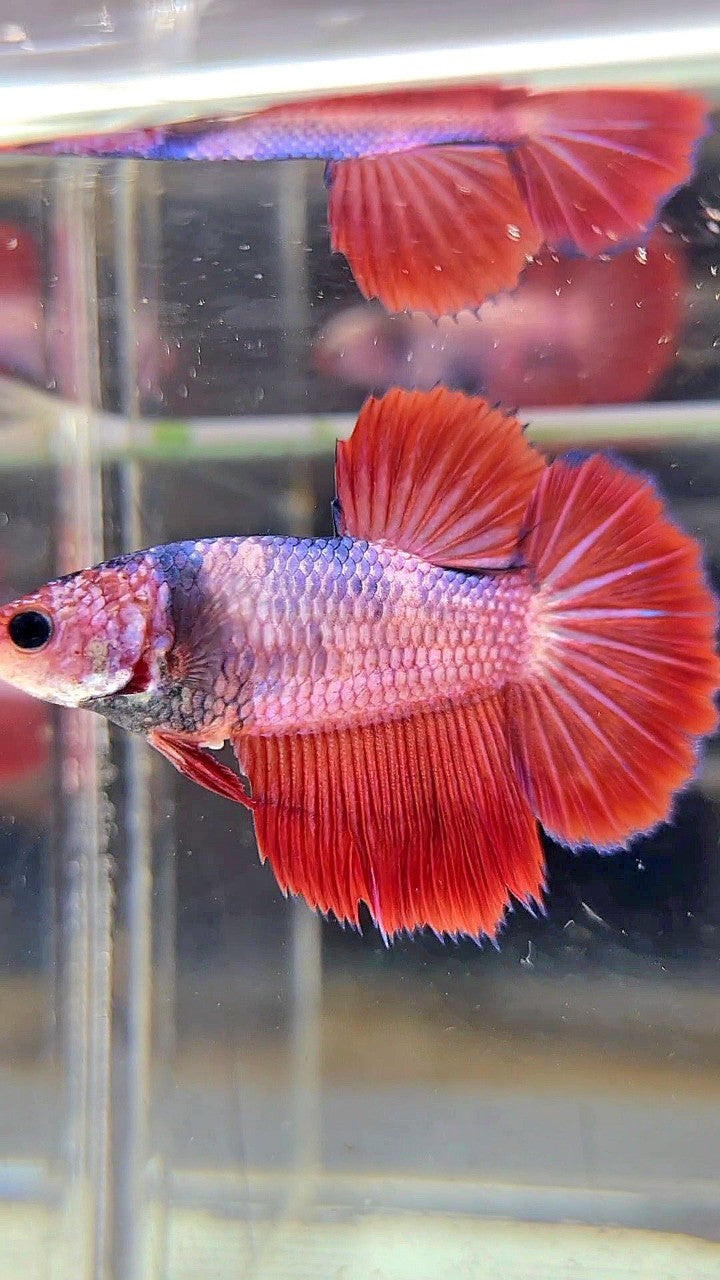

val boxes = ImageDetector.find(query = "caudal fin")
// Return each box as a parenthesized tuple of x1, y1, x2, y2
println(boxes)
(509, 88, 707, 255)
(326, 145, 540, 317)
(510, 454, 719, 848)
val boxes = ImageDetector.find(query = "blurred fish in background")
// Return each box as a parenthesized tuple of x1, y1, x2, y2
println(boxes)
(0, 227, 55, 804)
(0, 218, 175, 404)
(314, 229, 688, 408)
(0, 222, 45, 384)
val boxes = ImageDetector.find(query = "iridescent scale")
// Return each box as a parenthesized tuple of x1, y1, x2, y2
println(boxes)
(25, 87, 520, 163)
(148, 534, 533, 738)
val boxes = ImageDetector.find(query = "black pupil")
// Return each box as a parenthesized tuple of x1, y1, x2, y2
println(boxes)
(8, 610, 53, 651)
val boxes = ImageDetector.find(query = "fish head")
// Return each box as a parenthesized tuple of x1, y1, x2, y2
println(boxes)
(0, 555, 174, 709)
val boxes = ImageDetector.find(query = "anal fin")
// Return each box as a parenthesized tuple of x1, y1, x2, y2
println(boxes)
(233, 696, 545, 940)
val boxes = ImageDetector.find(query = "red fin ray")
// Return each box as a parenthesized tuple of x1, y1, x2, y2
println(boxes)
(233, 697, 545, 940)
(511, 455, 719, 848)
(326, 145, 540, 317)
(511, 89, 707, 255)
(335, 386, 544, 569)
(149, 729, 255, 808)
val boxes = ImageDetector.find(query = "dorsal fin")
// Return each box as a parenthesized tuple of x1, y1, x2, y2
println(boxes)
(334, 387, 545, 570)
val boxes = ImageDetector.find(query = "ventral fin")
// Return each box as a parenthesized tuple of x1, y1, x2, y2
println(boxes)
(233, 696, 546, 941)
(334, 386, 545, 570)
(326, 145, 540, 317)
(149, 729, 255, 809)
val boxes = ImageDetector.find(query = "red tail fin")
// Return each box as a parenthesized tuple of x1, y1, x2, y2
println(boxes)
(509, 455, 719, 848)
(510, 88, 707, 255)
(326, 145, 540, 317)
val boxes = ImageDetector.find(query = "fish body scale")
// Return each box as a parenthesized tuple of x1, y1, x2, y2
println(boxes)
(169, 535, 532, 738)
(154, 93, 523, 162)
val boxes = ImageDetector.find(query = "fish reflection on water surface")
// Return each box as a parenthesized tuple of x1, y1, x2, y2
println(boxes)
(10, 82, 708, 318)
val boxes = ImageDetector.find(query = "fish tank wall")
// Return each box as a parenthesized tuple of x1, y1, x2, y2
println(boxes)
(0, 3, 719, 1279)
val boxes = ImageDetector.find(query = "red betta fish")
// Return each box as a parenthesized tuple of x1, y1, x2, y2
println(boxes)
(0, 387, 716, 940)
(10, 83, 707, 317)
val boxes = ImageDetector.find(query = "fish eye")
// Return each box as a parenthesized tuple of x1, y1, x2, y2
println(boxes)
(8, 609, 54, 652)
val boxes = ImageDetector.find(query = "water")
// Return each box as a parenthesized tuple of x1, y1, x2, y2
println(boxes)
(0, 12, 720, 1280)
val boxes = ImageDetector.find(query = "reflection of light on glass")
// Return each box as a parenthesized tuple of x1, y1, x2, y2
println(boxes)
(0, 23, 27, 44)
(1, 21, 720, 142)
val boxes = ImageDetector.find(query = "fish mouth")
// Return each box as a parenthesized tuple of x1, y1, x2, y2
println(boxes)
(79, 686, 161, 736)
(78, 655, 156, 714)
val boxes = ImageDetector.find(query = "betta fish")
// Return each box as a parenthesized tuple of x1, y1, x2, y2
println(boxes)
(0, 387, 716, 940)
(9, 83, 707, 318)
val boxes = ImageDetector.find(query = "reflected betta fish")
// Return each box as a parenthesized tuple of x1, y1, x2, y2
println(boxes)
(11, 84, 707, 318)
(0, 388, 716, 941)
(315, 232, 687, 407)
